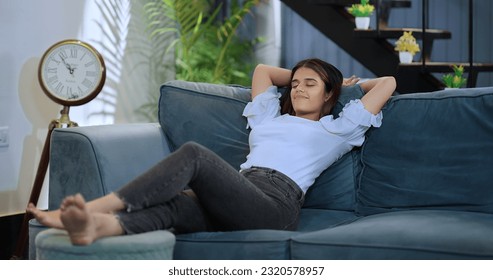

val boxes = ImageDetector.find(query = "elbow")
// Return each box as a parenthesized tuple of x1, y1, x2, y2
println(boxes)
(381, 76, 397, 100)
(384, 76, 397, 91)
(252, 64, 269, 81)
(254, 64, 268, 75)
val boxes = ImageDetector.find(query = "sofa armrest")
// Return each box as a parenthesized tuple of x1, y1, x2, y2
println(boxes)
(48, 123, 171, 210)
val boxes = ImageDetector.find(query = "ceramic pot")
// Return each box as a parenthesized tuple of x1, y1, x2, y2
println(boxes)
(355, 17, 370, 30)
(399, 51, 413, 63)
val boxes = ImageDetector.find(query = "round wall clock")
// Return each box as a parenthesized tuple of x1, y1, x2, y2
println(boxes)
(38, 39, 106, 106)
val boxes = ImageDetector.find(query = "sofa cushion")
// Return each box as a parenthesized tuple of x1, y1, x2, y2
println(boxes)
(174, 230, 298, 260)
(159, 81, 364, 210)
(357, 87, 493, 215)
(291, 210, 493, 259)
(159, 80, 251, 170)
(297, 208, 358, 232)
(332, 84, 366, 116)
(173, 208, 358, 260)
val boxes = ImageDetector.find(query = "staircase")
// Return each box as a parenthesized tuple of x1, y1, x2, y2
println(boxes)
(281, 0, 493, 93)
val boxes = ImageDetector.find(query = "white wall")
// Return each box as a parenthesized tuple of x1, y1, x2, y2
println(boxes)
(0, 0, 160, 216)
(0, 0, 90, 216)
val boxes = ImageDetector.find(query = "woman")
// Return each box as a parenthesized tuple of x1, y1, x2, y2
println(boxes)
(28, 58, 396, 245)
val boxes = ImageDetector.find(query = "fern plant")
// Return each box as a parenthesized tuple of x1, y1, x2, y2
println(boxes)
(144, 0, 260, 86)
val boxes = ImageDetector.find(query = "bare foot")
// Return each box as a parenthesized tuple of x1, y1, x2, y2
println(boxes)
(26, 204, 64, 229)
(60, 194, 97, 245)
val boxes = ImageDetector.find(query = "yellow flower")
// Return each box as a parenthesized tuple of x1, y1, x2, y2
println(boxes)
(452, 76, 462, 85)
(394, 31, 421, 55)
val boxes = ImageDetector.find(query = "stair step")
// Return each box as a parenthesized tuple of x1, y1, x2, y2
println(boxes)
(398, 62, 493, 72)
(354, 28, 451, 40)
(308, 0, 411, 8)
(397, 62, 493, 92)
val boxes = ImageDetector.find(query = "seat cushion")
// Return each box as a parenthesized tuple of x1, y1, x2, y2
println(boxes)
(174, 230, 299, 260)
(173, 209, 357, 260)
(357, 87, 493, 215)
(297, 208, 358, 232)
(291, 210, 493, 259)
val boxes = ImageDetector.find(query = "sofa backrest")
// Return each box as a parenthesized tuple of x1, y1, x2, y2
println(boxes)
(159, 80, 251, 169)
(357, 87, 493, 215)
(159, 80, 364, 211)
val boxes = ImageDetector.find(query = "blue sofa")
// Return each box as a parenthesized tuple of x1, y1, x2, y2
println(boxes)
(44, 80, 493, 259)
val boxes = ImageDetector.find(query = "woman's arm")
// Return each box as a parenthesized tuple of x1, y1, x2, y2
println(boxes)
(251, 64, 292, 100)
(359, 76, 396, 115)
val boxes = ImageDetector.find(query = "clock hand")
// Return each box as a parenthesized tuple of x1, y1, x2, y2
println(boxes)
(60, 56, 71, 70)
(60, 56, 75, 75)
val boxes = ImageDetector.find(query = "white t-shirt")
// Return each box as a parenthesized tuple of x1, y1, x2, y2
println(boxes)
(240, 86, 382, 193)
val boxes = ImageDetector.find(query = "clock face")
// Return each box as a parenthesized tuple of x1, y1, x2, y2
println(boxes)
(38, 40, 106, 106)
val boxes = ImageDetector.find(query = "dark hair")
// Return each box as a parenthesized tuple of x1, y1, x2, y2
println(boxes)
(280, 58, 343, 118)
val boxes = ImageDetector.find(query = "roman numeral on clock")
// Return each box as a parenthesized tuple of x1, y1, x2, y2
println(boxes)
(82, 78, 93, 88)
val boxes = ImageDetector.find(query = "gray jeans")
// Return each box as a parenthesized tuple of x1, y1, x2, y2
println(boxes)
(115, 142, 304, 234)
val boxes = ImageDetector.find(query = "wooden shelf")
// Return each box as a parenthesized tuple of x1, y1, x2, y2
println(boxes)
(353, 28, 451, 40)
(308, 0, 411, 8)
(398, 62, 493, 73)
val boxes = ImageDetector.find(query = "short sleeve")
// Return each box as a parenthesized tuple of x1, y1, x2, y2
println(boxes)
(242, 86, 281, 129)
(321, 99, 383, 146)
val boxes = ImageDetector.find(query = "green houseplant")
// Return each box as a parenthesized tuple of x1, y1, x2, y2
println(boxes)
(348, 0, 375, 17)
(137, 0, 261, 120)
(442, 65, 467, 88)
(348, 0, 374, 29)
(144, 0, 260, 85)
(394, 31, 420, 63)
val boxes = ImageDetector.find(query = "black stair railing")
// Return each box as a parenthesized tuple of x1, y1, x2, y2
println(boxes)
(467, 0, 474, 87)
(421, 0, 477, 88)
(421, 0, 428, 72)
(283, 0, 491, 92)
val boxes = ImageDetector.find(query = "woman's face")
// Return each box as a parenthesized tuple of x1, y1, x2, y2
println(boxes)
(290, 67, 330, 121)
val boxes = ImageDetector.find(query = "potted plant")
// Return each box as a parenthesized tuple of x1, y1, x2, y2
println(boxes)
(138, 0, 261, 120)
(442, 65, 467, 88)
(348, 0, 375, 30)
(394, 31, 420, 63)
